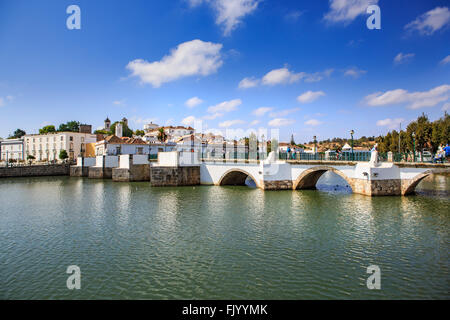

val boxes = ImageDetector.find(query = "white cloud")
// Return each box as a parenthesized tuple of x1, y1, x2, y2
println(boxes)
(185, 96, 204, 108)
(252, 107, 273, 116)
(207, 99, 241, 113)
(394, 52, 415, 65)
(364, 84, 450, 109)
(131, 117, 158, 125)
(219, 119, 245, 128)
(304, 69, 334, 83)
(238, 77, 259, 89)
(269, 108, 300, 118)
(297, 91, 325, 104)
(113, 99, 126, 106)
(189, 0, 259, 36)
(203, 112, 223, 120)
(187, 0, 204, 7)
(324, 0, 379, 24)
(249, 120, 260, 126)
(405, 6, 450, 35)
(262, 68, 303, 85)
(268, 118, 295, 127)
(215, 0, 259, 36)
(440, 55, 450, 65)
(242, 68, 332, 87)
(285, 11, 303, 22)
(442, 102, 450, 111)
(127, 39, 223, 88)
(304, 119, 323, 126)
(376, 118, 405, 129)
(344, 67, 367, 78)
(182, 116, 198, 126)
(0, 95, 13, 107)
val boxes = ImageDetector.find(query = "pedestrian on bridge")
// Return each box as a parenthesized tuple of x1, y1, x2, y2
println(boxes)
(444, 144, 450, 162)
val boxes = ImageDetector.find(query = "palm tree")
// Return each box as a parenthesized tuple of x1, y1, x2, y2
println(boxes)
(157, 128, 167, 143)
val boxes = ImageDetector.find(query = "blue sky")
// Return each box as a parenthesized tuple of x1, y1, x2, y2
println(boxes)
(0, 0, 449, 143)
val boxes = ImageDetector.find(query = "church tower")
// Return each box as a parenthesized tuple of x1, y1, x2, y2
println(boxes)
(104, 117, 111, 131)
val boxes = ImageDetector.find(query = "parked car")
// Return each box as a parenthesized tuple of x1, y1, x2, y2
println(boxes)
(421, 150, 433, 162)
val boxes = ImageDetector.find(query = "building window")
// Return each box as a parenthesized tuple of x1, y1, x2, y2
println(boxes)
(69, 136, 73, 142)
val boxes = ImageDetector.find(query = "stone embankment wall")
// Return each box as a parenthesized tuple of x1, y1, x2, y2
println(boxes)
(112, 164, 151, 182)
(0, 164, 70, 178)
(70, 166, 89, 177)
(351, 178, 402, 196)
(150, 166, 200, 187)
(88, 167, 113, 179)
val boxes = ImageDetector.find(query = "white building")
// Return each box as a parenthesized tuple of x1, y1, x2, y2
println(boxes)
(95, 135, 150, 156)
(144, 125, 195, 143)
(0, 138, 25, 161)
(143, 122, 159, 133)
(24, 132, 97, 161)
(278, 143, 304, 153)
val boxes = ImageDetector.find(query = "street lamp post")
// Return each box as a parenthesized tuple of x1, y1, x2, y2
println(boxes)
(350, 130, 355, 161)
(412, 132, 416, 162)
(313, 135, 317, 160)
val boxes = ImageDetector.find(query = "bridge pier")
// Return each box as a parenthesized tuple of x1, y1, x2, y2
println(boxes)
(112, 155, 150, 182)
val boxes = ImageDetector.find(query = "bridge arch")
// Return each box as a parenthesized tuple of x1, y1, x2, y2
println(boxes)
(293, 166, 354, 190)
(402, 170, 434, 195)
(218, 168, 260, 188)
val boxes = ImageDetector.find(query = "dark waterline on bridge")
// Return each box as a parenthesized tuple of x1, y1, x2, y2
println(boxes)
(0, 173, 448, 299)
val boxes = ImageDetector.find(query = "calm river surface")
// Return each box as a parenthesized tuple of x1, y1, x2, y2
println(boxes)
(0, 173, 448, 299)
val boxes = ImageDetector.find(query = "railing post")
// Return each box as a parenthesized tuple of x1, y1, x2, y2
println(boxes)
(387, 151, 393, 162)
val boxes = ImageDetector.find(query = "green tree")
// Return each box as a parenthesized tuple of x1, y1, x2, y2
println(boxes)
(135, 129, 145, 136)
(290, 134, 295, 145)
(110, 121, 133, 138)
(157, 128, 167, 142)
(59, 149, 68, 160)
(10, 129, 26, 139)
(58, 121, 80, 132)
(94, 129, 109, 135)
(39, 125, 56, 134)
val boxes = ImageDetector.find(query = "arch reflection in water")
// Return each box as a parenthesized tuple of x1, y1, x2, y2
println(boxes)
(308, 171, 353, 194)
(414, 173, 450, 197)
(219, 169, 258, 188)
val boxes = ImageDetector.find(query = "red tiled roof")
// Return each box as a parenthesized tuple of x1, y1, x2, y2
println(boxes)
(104, 135, 148, 145)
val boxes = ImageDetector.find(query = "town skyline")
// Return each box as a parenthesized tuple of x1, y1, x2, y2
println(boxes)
(1, 0, 449, 142)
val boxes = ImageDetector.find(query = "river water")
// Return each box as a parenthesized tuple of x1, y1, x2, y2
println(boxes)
(0, 173, 448, 299)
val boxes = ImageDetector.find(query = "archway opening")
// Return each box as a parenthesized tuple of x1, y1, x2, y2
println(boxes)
(219, 170, 257, 188)
(294, 167, 353, 193)
(405, 172, 449, 196)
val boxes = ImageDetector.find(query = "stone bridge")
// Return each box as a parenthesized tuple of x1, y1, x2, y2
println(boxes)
(72, 152, 450, 197)
(199, 156, 450, 196)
